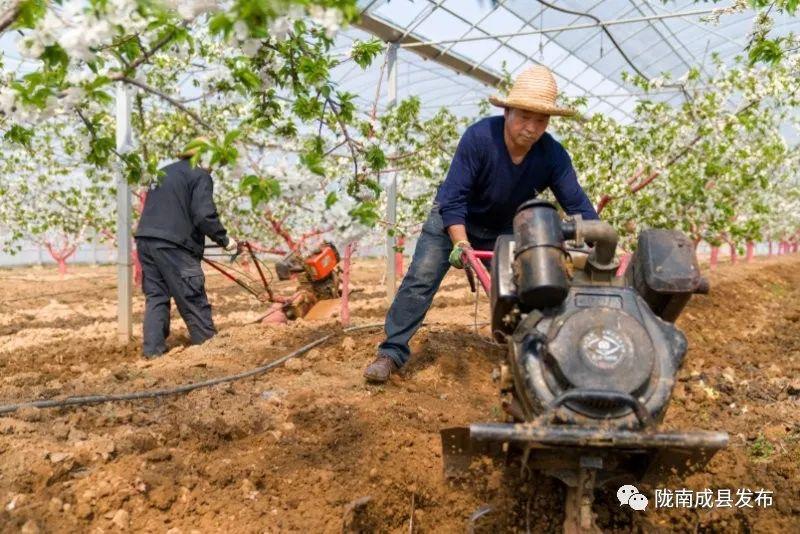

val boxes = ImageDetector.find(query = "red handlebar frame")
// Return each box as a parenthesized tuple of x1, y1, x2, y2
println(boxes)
(461, 249, 492, 297)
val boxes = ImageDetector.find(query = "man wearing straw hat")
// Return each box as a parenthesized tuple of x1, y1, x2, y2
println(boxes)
(364, 65, 599, 383)
(135, 138, 239, 358)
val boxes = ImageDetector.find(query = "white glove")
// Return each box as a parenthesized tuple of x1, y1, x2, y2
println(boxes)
(224, 238, 238, 252)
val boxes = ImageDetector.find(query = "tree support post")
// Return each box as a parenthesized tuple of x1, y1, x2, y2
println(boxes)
(116, 84, 134, 344)
(385, 42, 399, 303)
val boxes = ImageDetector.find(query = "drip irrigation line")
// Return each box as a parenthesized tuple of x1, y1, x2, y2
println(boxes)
(0, 319, 498, 415)
(0, 322, 385, 415)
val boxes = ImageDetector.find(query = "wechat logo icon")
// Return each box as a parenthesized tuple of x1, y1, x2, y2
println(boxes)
(618, 484, 648, 511)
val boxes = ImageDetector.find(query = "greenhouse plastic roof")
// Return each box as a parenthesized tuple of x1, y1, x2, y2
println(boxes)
(335, 0, 800, 122)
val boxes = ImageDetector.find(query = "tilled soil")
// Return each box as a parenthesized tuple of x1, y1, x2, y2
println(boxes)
(0, 256, 798, 533)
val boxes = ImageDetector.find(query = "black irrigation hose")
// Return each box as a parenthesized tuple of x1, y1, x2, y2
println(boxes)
(0, 322, 386, 415)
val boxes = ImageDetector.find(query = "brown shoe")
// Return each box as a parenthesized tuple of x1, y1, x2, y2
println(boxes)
(363, 356, 399, 383)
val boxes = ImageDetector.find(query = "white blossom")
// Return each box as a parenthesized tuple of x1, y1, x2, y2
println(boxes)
(308, 6, 343, 38)
(241, 39, 261, 57)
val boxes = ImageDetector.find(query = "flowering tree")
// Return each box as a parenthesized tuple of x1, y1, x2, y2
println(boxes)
(703, 0, 799, 65)
(0, 119, 115, 273)
(555, 52, 800, 256)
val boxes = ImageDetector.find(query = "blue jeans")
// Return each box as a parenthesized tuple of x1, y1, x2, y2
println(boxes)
(378, 206, 509, 367)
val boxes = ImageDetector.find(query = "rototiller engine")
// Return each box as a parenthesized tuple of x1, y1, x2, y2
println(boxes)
(442, 199, 728, 533)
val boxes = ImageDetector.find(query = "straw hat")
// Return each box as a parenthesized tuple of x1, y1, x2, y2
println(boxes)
(489, 65, 575, 117)
(177, 136, 211, 159)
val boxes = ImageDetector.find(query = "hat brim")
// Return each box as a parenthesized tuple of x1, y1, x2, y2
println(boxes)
(489, 95, 576, 117)
(177, 149, 198, 159)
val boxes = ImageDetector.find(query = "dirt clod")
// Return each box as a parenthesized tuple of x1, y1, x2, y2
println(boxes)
(111, 508, 130, 530)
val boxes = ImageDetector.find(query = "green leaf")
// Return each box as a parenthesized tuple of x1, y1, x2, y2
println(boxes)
(87, 136, 115, 166)
(748, 38, 784, 65)
(209, 13, 233, 37)
(223, 130, 241, 146)
(300, 150, 326, 176)
(119, 39, 142, 63)
(325, 192, 338, 208)
(233, 68, 261, 92)
(350, 39, 384, 69)
(3, 125, 35, 148)
(40, 44, 69, 70)
(241, 175, 281, 209)
(15, 0, 46, 29)
(365, 145, 386, 171)
(349, 201, 380, 226)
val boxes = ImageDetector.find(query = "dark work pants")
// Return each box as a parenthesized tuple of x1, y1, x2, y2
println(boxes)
(136, 237, 216, 357)
(378, 206, 510, 367)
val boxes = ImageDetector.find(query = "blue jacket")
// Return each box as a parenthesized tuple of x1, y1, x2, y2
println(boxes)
(435, 116, 598, 231)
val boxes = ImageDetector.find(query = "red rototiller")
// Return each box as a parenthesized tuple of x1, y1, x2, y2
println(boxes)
(202, 241, 342, 323)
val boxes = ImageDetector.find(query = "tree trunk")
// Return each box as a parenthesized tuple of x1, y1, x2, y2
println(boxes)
(768, 240, 773, 257)
(395, 236, 405, 279)
(616, 252, 632, 277)
(45, 242, 78, 276)
(340, 242, 355, 327)
(596, 194, 612, 215)
(709, 247, 719, 270)
(265, 211, 297, 250)
(728, 242, 737, 265)
(745, 242, 755, 263)
(133, 249, 142, 285)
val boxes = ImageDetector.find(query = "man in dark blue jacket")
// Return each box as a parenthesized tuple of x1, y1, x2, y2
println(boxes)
(364, 65, 599, 382)
(135, 141, 237, 358)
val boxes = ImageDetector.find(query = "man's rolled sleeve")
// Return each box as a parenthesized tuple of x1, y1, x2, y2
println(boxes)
(436, 128, 481, 228)
(549, 144, 599, 221)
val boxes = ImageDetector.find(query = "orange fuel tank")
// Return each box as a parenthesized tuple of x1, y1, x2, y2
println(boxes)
(304, 244, 338, 281)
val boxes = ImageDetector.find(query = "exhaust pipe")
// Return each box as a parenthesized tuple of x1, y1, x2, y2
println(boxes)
(578, 219, 619, 270)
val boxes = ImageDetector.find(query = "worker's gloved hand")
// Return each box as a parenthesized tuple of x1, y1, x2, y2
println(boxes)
(224, 238, 239, 252)
(448, 240, 472, 269)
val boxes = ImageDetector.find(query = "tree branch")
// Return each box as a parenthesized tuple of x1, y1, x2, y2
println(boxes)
(127, 23, 188, 74)
(118, 76, 213, 131)
(326, 98, 359, 179)
(0, 0, 21, 34)
(597, 99, 760, 214)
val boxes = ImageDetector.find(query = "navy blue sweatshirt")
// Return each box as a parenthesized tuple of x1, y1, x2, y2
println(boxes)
(435, 116, 599, 231)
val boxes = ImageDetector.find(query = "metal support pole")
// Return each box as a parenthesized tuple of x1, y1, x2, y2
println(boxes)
(385, 42, 399, 302)
(116, 84, 134, 343)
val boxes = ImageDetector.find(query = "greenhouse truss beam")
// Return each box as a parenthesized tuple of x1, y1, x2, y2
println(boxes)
(355, 11, 502, 87)
(377, 0, 637, 120)
(395, 7, 719, 49)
